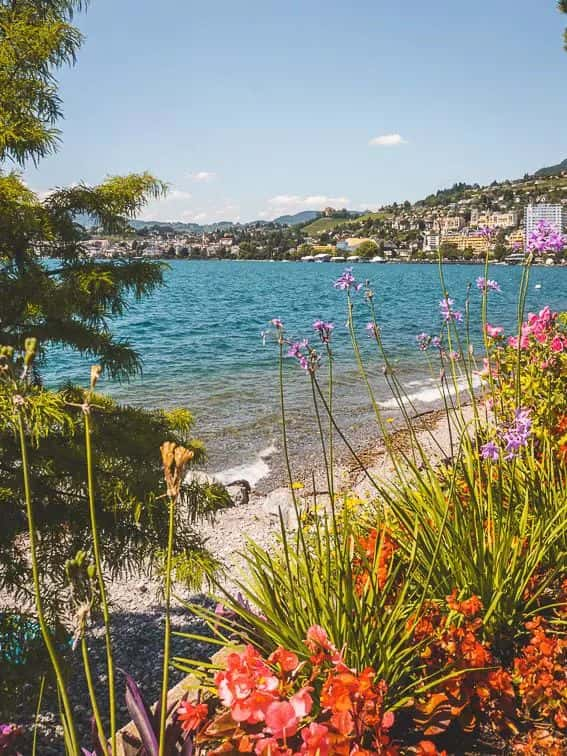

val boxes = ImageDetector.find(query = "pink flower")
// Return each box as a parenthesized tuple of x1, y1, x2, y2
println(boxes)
(264, 700, 299, 739)
(550, 336, 565, 353)
(305, 624, 333, 651)
(486, 323, 504, 339)
(289, 687, 313, 719)
(299, 722, 331, 755)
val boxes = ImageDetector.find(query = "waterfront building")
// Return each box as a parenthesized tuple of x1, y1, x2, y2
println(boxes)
(423, 231, 441, 253)
(470, 209, 519, 228)
(441, 232, 490, 255)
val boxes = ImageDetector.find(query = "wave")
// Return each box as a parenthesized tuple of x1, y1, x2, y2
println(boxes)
(213, 443, 277, 488)
(379, 375, 481, 410)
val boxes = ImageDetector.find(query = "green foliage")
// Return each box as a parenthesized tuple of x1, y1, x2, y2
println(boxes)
(560, 1, 567, 50)
(175, 510, 446, 714)
(0, 171, 168, 378)
(0, 367, 232, 615)
(356, 239, 379, 258)
(0, 0, 88, 166)
(378, 444, 567, 643)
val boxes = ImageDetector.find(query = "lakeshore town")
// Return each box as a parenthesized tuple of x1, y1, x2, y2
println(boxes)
(84, 169, 567, 265)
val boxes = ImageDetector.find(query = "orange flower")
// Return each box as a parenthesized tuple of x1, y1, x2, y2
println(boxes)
(177, 700, 208, 732)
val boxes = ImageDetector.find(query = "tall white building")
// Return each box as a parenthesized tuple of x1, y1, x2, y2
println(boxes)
(524, 204, 567, 245)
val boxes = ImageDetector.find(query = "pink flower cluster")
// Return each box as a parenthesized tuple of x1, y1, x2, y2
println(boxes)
(508, 306, 565, 353)
(215, 643, 313, 748)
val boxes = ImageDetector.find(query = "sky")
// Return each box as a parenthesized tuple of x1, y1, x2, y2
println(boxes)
(23, 0, 567, 224)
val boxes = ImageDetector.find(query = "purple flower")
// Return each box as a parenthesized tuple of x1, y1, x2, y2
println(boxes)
(476, 276, 501, 293)
(479, 225, 496, 240)
(333, 267, 363, 293)
(501, 408, 532, 459)
(313, 319, 334, 343)
(287, 339, 318, 372)
(416, 332, 431, 351)
(480, 441, 500, 462)
(287, 339, 308, 358)
(270, 317, 283, 329)
(366, 322, 379, 338)
(431, 336, 442, 349)
(439, 297, 463, 323)
(527, 220, 566, 255)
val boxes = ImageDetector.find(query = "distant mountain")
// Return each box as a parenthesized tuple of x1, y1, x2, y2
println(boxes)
(534, 159, 567, 178)
(272, 210, 321, 226)
(128, 211, 322, 232)
(129, 219, 241, 233)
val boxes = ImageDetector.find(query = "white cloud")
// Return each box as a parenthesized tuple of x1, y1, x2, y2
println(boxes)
(369, 133, 407, 147)
(190, 171, 216, 182)
(266, 194, 350, 215)
(168, 189, 193, 201)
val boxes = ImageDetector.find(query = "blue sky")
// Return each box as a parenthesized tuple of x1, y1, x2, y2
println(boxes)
(24, 0, 567, 223)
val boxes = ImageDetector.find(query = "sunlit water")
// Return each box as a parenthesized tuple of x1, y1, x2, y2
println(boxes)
(44, 261, 567, 482)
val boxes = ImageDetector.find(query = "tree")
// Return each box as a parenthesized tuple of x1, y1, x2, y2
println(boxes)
(0, 0, 230, 630)
(0, 0, 87, 166)
(560, 1, 567, 49)
(297, 243, 314, 257)
(356, 240, 379, 259)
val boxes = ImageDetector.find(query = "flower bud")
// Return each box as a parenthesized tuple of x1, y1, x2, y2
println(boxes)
(24, 337, 38, 366)
(90, 364, 102, 390)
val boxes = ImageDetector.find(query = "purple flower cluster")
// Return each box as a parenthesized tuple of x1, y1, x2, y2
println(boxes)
(480, 408, 532, 462)
(313, 319, 334, 343)
(333, 267, 363, 293)
(476, 276, 501, 293)
(288, 339, 317, 372)
(439, 297, 463, 323)
(270, 317, 284, 329)
(527, 220, 566, 255)
(479, 225, 497, 240)
(416, 332, 431, 351)
(416, 333, 441, 351)
(480, 440, 500, 462)
(502, 408, 532, 459)
(366, 322, 379, 338)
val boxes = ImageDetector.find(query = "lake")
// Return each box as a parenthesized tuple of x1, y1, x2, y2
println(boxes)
(44, 260, 567, 484)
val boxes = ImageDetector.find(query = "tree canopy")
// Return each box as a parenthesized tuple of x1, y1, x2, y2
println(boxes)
(560, 1, 567, 50)
(0, 1, 230, 639)
(0, 1, 89, 166)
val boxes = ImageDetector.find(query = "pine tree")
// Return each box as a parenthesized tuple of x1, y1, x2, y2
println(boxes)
(0, 1, 230, 627)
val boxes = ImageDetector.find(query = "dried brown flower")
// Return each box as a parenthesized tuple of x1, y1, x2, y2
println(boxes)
(161, 441, 194, 499)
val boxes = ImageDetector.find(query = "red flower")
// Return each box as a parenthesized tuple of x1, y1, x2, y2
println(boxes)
(269, 647, 299, 673)
(177, 700, 208, 732)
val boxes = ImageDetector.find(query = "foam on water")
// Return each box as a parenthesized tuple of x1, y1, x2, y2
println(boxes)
(379, 375, 481, 410)
(213, 443, 277, 487)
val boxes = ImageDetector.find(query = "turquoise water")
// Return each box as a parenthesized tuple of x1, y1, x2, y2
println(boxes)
(45, 261, 567, 478)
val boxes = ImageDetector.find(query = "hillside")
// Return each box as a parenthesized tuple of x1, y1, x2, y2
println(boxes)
(273, 211, 320, 226)
(302, 211, 389, 236)
(534, 158, 567, 178)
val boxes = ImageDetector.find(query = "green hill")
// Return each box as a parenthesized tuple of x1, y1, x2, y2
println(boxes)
(302, 211, 389, 236)
(534, 159, 567, 178)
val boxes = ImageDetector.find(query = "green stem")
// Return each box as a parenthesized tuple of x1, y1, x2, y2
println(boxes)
(158, 495, 176, 756)
(17, 413, 80, 755)
(32, 675, 46, 756)
(81, 635, 109, 754)
(84, 410, 116, 755)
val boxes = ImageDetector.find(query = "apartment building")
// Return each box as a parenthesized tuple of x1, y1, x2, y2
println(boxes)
(524, 204, 567, 239)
